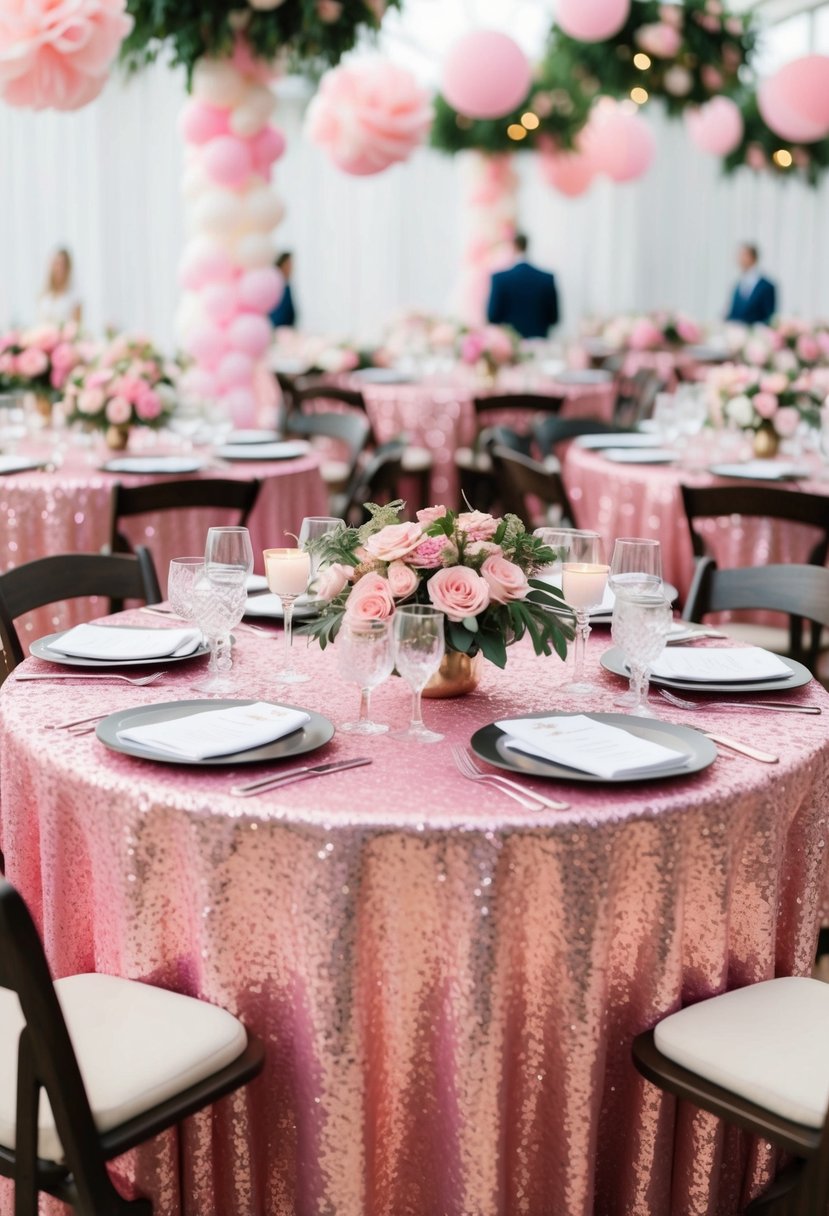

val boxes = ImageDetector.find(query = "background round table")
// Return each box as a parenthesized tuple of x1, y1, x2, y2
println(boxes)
(0, 441, 327, 642)
(562, 443, 829, 603)
(1, 618, 827, 1216)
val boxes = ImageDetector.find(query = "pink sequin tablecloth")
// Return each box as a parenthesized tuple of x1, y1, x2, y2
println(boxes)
(563, 444, 829, 603)
(1, 619, 828, 1216)
(0, 443, 327, 642)
(341, 372, 617, 503)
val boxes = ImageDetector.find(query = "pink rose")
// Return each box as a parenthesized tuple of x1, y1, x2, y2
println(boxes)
(316, 562, 351, 602)
(344, 573, 395, 622)
(25, 325, 60, 352)
(409, 536, 458, 568)
(416, 504, 449, 525)
(460, 332, 486, 365)
(16, 347, 49, 377)
(744, 340, 770, 367)
(676, 318, 702, 344)
(105, 395, 132, 424)
(387, 560, 419, 599)
(135, 388, 162, 421)
(316, 0, 343, 20)
(456, 510, 498, 542)
(774, 407, 800, 438)
(427, 566, 490, 622)
(465, 540, 502, 560)
(796, 335, 820, 363)
(635, 22, 682, 58)
(760, 373, 788, 395)
(78, 387, 105, 414)
(628, 319, 662, 351)
(113, 373, 145, 404)
(752, 391, 778, 419)
(481, 555, 529, 604)
(50, 341, 77, 371)
(774, 350, 799, 374)
(363, 522, 423, 563)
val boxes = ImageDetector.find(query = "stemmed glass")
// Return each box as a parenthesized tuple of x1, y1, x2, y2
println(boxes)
(608, 538, 662, 597)
(264, 547, 311, 684)
(190, 573, 247, 695)
(392, 605, 445, 744)
(336, 618, 394, 733)
(167, 557, 204, 622)
(205, 526, 254, 581)
(611, 591, 673, 717)
(299, 516, 346, 601)
(560, 531, 608, 695)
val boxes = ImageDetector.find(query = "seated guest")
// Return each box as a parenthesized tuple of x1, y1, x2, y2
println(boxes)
(38, 247, 82, 326)
(269, 251, 297, 328)
(726, 242, 777, 325)
(487, 233, 559, 339)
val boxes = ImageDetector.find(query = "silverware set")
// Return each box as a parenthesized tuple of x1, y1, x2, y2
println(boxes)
(451, 745, 570, 811)
(658, 688, 821, 715)
(46, 710, 113, 736)
(231, 756, 371, 797)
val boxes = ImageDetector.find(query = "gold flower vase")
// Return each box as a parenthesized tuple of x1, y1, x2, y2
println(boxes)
(105, 424, 131, 452)
(753, 422, 780, 459)
(423, 650, 484, 698)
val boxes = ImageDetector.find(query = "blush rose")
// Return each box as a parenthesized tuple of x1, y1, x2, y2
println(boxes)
(344, 573, 396, 621)
(363, 522, 423, 562)
(481, 555, 529, 603)
(427, 566, 490, 622)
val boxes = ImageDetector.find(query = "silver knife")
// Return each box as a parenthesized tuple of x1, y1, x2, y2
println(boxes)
(231, 756, 371, 796)
(713, 701, 821, 714)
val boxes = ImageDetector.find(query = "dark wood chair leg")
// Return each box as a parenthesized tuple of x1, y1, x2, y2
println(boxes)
(816, 926, 829, 961)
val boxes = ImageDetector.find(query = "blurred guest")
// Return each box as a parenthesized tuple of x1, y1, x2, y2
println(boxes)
(726, 243, 776, 325)
(269, 251, 296, 328)
(38, 247, 82, 326)
(486, 233, 559, 339)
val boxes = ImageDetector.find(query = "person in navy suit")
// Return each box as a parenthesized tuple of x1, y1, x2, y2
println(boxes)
(726, 243, 777, 325)
(486, 234, 559, 339)
(269, 251, 297, 328)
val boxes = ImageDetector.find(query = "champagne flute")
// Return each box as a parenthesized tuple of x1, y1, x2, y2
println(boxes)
(392, 605, 445, 744)
(299, 516, 346, 601)
(337, 618, 394, 733)
(611, 591, 672, 717)
(264, 547, 311, 684)
(167, 557, 204, 622)
(560, 531, 608, 695)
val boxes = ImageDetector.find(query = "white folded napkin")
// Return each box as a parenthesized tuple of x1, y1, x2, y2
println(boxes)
(244, 593, 315, 618)
(496, 715, 684, 780)
(48, 624, 202, 661)
(117, 701, 310, 759)
(649, 646, 790, 683)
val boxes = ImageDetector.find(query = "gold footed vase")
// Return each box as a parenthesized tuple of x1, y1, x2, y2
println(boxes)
(753, 422, 780, 459)
(423, 650, 484, 698)
(105, 424, 131, 452)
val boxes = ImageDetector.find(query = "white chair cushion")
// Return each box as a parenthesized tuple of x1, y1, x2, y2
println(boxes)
(0, 973, 248, 1161)
(711, 623, 791, 654)
(653, 977, 829, 1129)
(401, 447, 433, 472)
(454, 447, 492, 472)
(320, 459, 350, 486)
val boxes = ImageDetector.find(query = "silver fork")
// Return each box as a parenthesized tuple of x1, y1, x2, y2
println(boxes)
(451, 745, 570, 811)
(47, 711, 113, 731)
(17, 671, 165, 686)
(658, 688, 821, 715)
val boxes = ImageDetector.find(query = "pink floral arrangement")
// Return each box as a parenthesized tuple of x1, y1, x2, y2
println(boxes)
(302, 501, 571, 668)
(0, 323, 85, 397)
(706, 362, 824, 437)
(458, 324, 520, 374)
(62, 335, 177, 432)
(731, 320, 829, 373)
(0, 0, 132, 112)
(601, 311, 703, 352)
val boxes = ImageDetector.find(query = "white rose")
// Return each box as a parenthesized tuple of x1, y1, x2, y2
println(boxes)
(725, 394, 754, 428)
(774, 349, 799, 373)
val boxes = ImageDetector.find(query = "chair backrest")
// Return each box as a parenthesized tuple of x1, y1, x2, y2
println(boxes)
(0, 881, 124, 1211)
(681, 483, 829, 564)
(615, 370, 663, 427)
(534, 415, 627, 455)
(284, 410, 372, 478)
(489, 445, 575, 526)
(683, 558, 829, 671)
(291, 382, 376, 441)
(110, 478, 261, 558)
(341, 440, 406, 524)
(480, 425, 534, 458)
(472, 393, 565, 422)
(0, 549, 160, 671)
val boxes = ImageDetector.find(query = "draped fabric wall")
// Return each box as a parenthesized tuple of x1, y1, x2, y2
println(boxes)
(1, 57, 828, 347)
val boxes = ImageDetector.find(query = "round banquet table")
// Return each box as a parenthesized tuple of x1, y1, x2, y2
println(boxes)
(338, 370, 617, 504)
(0, 441, 327, 643)
(1, 615, 828, 1216)
(562, 444, 829, 603)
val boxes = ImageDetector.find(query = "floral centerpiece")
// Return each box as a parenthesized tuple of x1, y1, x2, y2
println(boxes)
(63, 334, 177, 449)
(458, 324, 521, 378)
(373, 312, 463, 367)
(730, 321, 829, 373)
(601, 311, 703, 352)
(0, 324, 85, 403)
(706, 362, 825, 454)
(301, 501, 572, 679)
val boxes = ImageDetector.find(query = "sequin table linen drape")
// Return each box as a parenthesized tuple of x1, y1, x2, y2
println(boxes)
(1, 624, 827, 1216)
(0, 444, 327, 643)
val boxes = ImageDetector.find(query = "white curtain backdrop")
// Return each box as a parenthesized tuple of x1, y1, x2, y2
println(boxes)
(1, 57, 828, 347)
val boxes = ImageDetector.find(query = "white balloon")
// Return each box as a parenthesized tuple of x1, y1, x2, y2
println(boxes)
(175, 293, 206, 341)
(193, 188, 246, 235)
(235, 232, 275, 268)
(181, 163, 210, 199)
(229, 85, 276, 137)
(192, 59, 246, 108)
(242, 186, 285, 231)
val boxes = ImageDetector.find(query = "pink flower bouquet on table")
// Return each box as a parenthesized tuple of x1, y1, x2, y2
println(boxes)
(599, 311, 703, 353)
(706, 362, 824, 439)
(62, 335, 177, 433)
(0, 323, 84, 398)
(733, 320, 829, 374)
(300, 501, 572, 668)
(458, 323, 521, 377)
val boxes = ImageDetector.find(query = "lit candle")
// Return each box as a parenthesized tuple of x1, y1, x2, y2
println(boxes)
(263, 547, 311, 598)
(562, 563, 610, 610)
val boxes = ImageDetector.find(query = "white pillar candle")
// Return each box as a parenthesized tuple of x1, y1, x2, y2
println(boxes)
(562, 563, 610, 610)
(264, 548, 311, 598)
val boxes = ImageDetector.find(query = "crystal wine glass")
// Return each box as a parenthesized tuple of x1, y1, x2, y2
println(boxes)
(264, 547, 311, 684)
(205, 526, 254, 582)
(190, 571, 248, 695)
(610, 591, 673, 717)
(608, 538, 662, 597)
(392, 605, 445, 744)
(167, 557, 204, 622)
(299, 516, 346, 601)
(336, 618, 394, 733)
(560, 531, 608, 695)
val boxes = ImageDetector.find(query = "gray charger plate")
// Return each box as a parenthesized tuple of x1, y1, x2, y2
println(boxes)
(470, 712, 716, 784)
(30, 627, 210, 669)
(601, 645, 811, 693)
(96, 699, 334, 766)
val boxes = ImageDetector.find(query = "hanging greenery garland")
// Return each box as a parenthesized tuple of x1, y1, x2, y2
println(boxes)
(723, 92, 829, 187)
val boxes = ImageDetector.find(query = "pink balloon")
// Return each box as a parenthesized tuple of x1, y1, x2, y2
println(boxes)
(202, 280, 240, 326)
(686, 97, 744, 156)
(184, 322, 227, 369)
(238, 266, 285, 313)
(759, 57, 829, 143)
(203, 135, 254, 187)
(442, 30, 531, 120)
(556, 0, 630, 42)
(582, 103, 655, 182)
(249, 125, 286, 173)
(539, 147, 595, 197)
(179, 100, 230, 145)
(179, 366, 217, 400)
(228, 313, 272, 358)
(178, 242, 235, 290)
(216, 351, 255, 390)
(221, 387, 258, 429)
